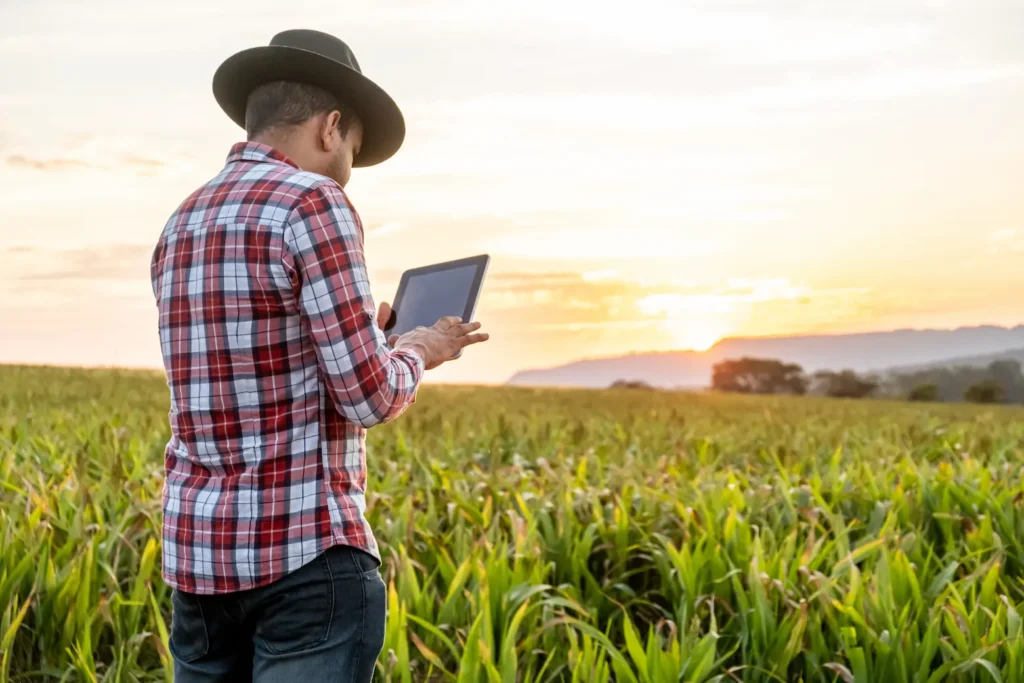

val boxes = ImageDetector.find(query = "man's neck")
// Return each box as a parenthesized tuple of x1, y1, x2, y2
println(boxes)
(250, 133, 319, 174)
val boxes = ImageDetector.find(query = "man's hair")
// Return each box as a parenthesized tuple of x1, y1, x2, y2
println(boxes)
(245, 81, 359, 139)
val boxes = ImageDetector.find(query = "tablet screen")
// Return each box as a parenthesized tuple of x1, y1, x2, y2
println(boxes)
(387, 264, 480, 337)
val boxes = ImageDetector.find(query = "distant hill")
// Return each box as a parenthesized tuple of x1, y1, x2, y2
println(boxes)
(885, 347, 1024, 374)
(880, 348, 1024, 403)
(506, 326, 1024, 388)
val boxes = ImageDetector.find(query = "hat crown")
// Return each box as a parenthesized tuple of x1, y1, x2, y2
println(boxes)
(269, 29, 362, 74)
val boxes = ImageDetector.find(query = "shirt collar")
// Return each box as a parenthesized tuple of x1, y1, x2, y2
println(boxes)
(225, 141, 299, 169)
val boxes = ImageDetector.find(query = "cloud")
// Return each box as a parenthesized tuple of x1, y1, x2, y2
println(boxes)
(120, 155, 168, 169)
(473, 270, 881, 351)
(481, 271, 643, 314)
(635, 280, 868, 316)
(6, 154, 93, 171)
(5, 149, 173, 175)
(990, 228, 1019, 241)
(0, 2, 920, 60)
(483, 229, 725, 261)
(478, 271, 867, 324)
(367, 222, 404, 237)
(987, 229, 1024, 254)
(9, 244, 153, 282)
(488, 271, 588, 288)
(535, 320, 658, 331)
(425, 65, 1022, 134)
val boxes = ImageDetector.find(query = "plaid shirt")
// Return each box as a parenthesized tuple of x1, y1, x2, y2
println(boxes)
(151, 142, 423, 594)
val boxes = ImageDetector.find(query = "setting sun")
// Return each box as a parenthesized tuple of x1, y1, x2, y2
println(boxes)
(636, 293, 733, 351)
(665, 320, 728, 352)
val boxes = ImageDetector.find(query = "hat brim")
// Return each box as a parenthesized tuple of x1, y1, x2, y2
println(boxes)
(213, 45, 405, 167)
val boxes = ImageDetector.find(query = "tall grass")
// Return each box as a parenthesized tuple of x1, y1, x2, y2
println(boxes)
(2, 365, 1024, 681)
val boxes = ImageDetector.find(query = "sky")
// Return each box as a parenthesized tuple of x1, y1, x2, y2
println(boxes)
(1, 0, 1023, 384)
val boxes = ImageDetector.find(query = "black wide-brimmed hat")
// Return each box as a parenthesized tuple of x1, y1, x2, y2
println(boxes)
(213, 29, 405, 167)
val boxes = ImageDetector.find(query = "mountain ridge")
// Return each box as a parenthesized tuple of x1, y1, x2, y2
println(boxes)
(506, 325, 1024, 388)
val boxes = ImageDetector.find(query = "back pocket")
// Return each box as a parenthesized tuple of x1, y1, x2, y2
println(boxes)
(254, 555, 334, 654)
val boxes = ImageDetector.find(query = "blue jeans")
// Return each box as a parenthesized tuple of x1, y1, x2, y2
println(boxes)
(170, 545, 386, 682)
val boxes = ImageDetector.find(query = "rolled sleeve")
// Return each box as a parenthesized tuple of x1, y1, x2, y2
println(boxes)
(283, 182, 422, 427)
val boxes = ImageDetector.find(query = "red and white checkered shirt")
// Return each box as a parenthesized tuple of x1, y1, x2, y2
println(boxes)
(151, 142, 423, 594)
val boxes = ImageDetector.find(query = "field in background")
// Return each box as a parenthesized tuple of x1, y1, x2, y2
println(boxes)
(2, 365, 1024, 682)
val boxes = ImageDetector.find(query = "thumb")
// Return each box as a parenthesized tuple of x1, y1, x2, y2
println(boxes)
(376, 301, 393, 331)
(387, 334, 399, 347)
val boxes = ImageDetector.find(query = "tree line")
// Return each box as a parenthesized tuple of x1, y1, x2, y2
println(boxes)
(710, 357, 1024, 404)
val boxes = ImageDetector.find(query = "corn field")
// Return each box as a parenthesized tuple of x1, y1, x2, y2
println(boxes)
(3, 365, 1024, 682)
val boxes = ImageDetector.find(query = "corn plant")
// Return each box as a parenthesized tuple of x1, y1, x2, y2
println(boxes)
(2, 365, 1024, 681)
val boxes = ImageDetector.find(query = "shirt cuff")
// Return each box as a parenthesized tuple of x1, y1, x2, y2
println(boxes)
(393, 346, 426, 378)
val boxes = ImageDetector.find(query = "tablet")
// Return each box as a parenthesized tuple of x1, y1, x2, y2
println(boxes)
(383, 255, 489, 345)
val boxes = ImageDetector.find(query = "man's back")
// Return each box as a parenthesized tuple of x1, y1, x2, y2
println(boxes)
(152, 142, 423, 594)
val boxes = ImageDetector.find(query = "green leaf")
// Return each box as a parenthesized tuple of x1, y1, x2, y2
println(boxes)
(621, 615, 648, 682)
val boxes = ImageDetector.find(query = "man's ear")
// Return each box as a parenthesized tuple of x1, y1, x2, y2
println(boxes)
(321, 110, 342, 151)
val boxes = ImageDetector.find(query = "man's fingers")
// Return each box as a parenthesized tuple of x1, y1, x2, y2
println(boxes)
(458, 332, 489, 347)
(435, 316, 463, 330)
(448, 321, 482, 337)
(387, 334, 399, 347)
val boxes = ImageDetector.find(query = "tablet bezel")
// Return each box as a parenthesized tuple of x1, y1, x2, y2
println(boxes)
(384, 254, 490, 338)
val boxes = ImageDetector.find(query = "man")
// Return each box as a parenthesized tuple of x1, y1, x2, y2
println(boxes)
(151, 29, 488, 682)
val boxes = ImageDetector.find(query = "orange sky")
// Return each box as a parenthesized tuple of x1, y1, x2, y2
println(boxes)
(2, 1, 1023, 383)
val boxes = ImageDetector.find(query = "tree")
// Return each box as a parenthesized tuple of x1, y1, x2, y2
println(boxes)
(711, 358, 808, 395)
(964, 380, 1005, 404)
(609, 379, 656, 391)
(987, 360, 1024, 403)
(882, 357, 1024, 404)
(814, 370, 878, 399)
(908, 383, 939, 402)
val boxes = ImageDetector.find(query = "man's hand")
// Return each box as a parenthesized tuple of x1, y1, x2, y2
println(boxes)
(377, 301, 403, 347)
(393, 316, 489, 370)
(377, 302, 395, 334)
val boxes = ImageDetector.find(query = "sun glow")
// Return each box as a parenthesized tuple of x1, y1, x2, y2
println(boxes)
(636, 293, 733, 351)
(665, 320, 729, 352)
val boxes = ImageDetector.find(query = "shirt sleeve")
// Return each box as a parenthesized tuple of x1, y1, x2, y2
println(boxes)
(283, 182, 423, 428)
